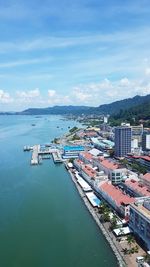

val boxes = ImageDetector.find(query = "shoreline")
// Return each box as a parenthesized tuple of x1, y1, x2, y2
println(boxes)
(66, 165, 127, 267)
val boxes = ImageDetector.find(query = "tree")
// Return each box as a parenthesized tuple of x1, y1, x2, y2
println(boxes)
(102, 212, 110, 222)
(134, 245, 139, 253)
(110, 214, 118, 230)
(127, 235, 135, 249)
(99, 201, 110, 214)
(122, 248, 128, 255)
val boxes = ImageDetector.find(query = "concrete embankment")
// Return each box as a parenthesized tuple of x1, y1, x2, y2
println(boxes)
(67, 168, 127, 267)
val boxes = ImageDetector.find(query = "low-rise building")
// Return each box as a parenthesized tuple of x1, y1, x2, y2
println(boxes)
(79, 152, 93, 165)
(129, 198, 150, 250)
(140, 173, 150, 189)
(73, 159, 84, 171)
(81, 165, 102, 186)
(62, 145, 84, 159)
(93, 157, 126, 184)
(124, 179, 150, 198)
(98, 181, 135, 220)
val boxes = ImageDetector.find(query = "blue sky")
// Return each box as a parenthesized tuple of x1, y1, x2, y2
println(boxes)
(0, 0, 150, 110)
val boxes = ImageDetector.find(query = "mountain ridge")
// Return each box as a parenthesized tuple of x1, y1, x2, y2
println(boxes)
(0, 94, 150, 115)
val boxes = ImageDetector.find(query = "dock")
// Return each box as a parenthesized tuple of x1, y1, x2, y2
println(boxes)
(31, 145, 40, 165)
(24, 144, 63, 165)
(52, 151, 63, 163)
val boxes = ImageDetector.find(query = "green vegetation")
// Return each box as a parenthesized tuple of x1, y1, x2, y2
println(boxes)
(129, 162, 147, 174)
(119, 158, 147, 174)
(122, 236, 139, 255)
(69, 126, 78, 133)
(53, 137, 60, 144)
(110, 100, 150, 126)
(99, 201, 111, 222)
(70, 134, 81, 141)
(68, 158, 74, 163)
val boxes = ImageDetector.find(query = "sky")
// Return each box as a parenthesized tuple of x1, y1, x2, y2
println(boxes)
(0, 0, 150, 111)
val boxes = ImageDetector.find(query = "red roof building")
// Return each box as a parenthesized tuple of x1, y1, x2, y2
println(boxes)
(98, 181, 135, 219)
(125, 179, 150, 197)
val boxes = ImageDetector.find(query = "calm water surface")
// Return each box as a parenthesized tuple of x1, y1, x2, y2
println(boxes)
(0, 115, 117, 267)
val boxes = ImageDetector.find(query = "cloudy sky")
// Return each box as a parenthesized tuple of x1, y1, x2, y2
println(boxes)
(0, 0, 150, 111)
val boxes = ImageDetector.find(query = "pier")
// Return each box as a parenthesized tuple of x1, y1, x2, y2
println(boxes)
(52, 151, 63, 163)
(24, 144, 63, 165)
(31, 145, 40, 165)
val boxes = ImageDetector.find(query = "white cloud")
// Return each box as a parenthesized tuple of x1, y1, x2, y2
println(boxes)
(145, 68, 150, 76)
(16, 88, 41, 103)
(1, 74, 150, 110)
(48, 90, 56, 98)
(72, 87, 92, 102)
(0, 89, 13, 103)
(47, 90, 72, 106)
(71, 76, 150, 105)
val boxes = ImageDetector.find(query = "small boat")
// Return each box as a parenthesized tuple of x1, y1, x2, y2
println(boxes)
(31, 124, 36, 126)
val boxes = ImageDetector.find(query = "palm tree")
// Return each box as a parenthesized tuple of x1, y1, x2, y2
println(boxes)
(134, 245, 139, 253)
(122, 248, 128, 255)
(127, 235, 135, 249)
(111, 214, 118, 229)
(103, 212, 110, 222)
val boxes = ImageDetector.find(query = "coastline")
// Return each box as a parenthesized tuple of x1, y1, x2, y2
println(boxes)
(66, 165, 127, 267)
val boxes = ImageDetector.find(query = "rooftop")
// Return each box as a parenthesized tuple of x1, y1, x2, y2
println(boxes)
(89, 148, 103, 157)
(82, 165, 97, 178)
(125, 179, 150, 197)
(80, 152, 93, 161)
(142, 173, 150, 182)
(99, 182, 135, 207)
(64, 145, 84, 151)
(97, 158, 120, 170)
(129, 155, 150, 162)
(131, 202, 150, 220)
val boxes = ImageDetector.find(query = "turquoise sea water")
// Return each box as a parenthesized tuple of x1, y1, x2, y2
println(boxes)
(0, 115, 117, 267)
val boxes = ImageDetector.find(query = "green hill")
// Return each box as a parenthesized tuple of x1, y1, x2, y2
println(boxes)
(110, 100, 150, 126)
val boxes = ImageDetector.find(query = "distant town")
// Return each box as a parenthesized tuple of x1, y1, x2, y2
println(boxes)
(25, 113, 150, 267)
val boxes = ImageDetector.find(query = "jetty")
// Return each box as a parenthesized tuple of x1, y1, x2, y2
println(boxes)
(52, 151, 63, 163)
(24, 144, 63, 165)
(31, 145, 40, 165)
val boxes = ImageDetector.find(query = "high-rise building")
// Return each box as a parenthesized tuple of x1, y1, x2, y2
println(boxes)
(131, 125, 143, 145)
(115, 126, 131, 158)
(142, 133, 150, 151)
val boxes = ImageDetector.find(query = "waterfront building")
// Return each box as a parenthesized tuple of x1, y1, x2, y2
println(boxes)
(129, 198, 150, 250)
(81, 165, 97, 186)
(93, 157, 126, 185)
(98, 181, 135, 220)
(79, 152, 93, 165)
(73, 159, 84, 171)
(140, 173, 150, 189)
(123, 179, 150, 198)
(62, 145, 84, 159)
(142, 133, 150, 151)
(78, 162, 108, 187)
(115, 126, 132, 158)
